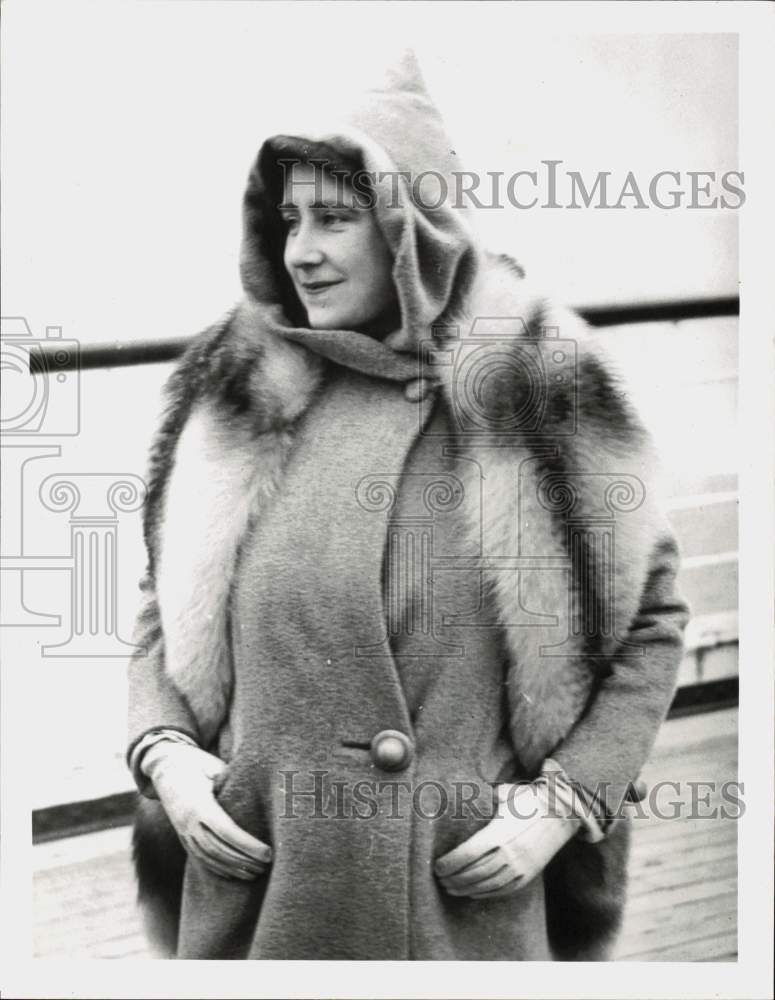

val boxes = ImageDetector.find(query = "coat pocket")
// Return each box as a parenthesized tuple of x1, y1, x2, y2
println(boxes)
(211, 752, 273, 849)
(428, 773, 499, 861)
(476, 723, 522, 785)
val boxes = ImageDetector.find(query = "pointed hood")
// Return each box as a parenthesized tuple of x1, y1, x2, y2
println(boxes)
(239, 50, 481, 382)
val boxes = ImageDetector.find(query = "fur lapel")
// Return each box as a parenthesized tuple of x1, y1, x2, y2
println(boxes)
(150, 300, 324, 746)
(433, 259, 662, 770)
(145, 254, 660, 763)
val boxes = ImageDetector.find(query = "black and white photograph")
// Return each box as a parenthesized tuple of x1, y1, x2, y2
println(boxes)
(1, 2, 773, 998)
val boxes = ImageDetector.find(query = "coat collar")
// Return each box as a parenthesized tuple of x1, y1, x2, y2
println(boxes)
(146, 252, 663, 769)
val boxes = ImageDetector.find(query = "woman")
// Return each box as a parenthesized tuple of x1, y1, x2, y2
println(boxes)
(127, 52, 689, 961)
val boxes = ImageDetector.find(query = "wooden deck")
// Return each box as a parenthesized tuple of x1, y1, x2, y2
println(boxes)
(32, 707, 738, 961)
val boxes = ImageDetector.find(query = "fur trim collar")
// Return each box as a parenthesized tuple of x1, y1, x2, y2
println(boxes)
(145, 253, 662, 767)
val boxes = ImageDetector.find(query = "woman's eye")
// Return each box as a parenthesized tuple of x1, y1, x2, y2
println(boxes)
(322, 211, 347, 227)
(280, 214, 299, 233)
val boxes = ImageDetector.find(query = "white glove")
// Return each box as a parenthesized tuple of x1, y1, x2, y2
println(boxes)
(142, 740, 272, 882)
(434, 780, 581, 899)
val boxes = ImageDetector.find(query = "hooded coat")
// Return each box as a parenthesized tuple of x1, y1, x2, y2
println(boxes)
(127, 52, 690, 961)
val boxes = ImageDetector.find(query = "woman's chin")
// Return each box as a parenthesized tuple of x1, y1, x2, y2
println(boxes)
(303, 304, 340, 330)
(307, 317, 342, 331)
(307, 309, 365, 331)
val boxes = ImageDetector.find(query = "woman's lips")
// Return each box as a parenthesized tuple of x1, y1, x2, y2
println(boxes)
(301, 280, 342, 297)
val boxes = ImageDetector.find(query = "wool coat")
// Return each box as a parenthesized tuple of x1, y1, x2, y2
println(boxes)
(127, 52, 690, 961)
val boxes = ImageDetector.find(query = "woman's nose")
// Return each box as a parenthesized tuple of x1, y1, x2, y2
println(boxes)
(285, 222, 325, 269)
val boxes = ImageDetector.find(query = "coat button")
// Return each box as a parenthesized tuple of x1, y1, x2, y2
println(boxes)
(370, 729, 413, 771)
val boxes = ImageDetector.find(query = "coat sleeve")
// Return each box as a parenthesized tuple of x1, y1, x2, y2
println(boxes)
(549, 528, 691, 819)
(126, 568, 203, 773)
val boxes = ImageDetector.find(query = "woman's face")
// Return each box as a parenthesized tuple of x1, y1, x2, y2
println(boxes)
(280, 163, 397, 331)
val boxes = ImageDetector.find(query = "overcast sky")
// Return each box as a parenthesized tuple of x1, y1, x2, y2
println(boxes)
(3, 3, 737, 346)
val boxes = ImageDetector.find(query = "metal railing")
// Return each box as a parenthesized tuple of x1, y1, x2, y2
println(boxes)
(29, 296, 739, 372)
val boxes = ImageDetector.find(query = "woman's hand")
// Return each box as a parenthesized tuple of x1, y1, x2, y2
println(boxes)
(434, 781, 580, 899)
(142, 741, 272, 882)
